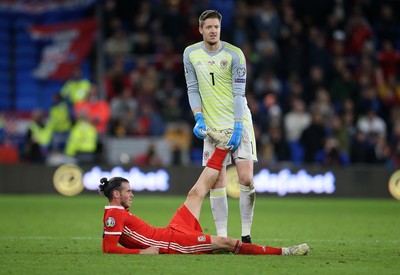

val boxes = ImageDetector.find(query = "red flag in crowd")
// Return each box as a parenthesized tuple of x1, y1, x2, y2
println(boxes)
(29, 18, 97, 81)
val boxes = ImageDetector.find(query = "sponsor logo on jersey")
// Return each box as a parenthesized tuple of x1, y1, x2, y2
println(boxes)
(237, 67, 246, 77)
(198, 235, 206, 242)
(234, 78, 246, 83)
(208, 60, 215, 65)
(220, 60, 228, 69)
(105, 217, 115, 227)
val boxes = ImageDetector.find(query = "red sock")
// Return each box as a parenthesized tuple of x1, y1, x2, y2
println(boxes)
(233, 241, 282, 255)
(206, 148, 228, 171)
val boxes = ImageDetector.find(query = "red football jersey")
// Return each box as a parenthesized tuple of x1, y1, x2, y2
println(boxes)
(102, 205, 213, 254)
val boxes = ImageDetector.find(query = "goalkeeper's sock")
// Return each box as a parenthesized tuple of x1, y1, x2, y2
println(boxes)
(233, 241, 282, 255)
(240, 183, 255, 237)
(206, 148, 228, 171)
(210, 188, 228, 237)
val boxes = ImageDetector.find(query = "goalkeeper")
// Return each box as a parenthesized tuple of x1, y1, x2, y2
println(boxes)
(100, 130, 309, 255)
(183, 10, 257, 242)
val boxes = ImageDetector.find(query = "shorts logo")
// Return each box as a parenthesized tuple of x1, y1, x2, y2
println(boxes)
(237, 67, 246, 77)
(198, 235, 206, 242)
(105, 217, 115, 227)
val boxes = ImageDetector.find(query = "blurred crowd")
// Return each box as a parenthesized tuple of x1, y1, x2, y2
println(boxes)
(1, 0, 400, 168)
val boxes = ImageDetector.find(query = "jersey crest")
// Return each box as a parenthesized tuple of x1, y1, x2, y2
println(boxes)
(198, 235, 206, 242)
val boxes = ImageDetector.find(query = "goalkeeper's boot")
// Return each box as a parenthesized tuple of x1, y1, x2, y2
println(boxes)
(241, 235, 252, 243)
(203, 129, 233, 150)
(282, 243, 309, 256)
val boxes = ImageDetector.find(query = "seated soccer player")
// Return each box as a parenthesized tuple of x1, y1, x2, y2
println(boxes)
(99, 130, 309, 255)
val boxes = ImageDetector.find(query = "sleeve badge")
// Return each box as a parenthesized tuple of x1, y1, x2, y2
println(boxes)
(105, 217, 116, 227)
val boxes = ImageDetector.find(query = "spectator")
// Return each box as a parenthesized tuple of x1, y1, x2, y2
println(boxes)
(268, 125, 291, 162)
(104, 57, 131, 100)
(330, 115, 351, 156)
(109, 87, 138, 137)
(374, 4, 400, 45)
(135, 103, 165, 137)
(307, 27, 332, 75)
(133, 143, 162, 167)
(23, 110, 53, 163)
(376, 40, 400, 80)
(74, 84, 111, 135)
(0, 138, 19, 164)
(283, 97, 311, 143)
(131, 31, 156, 55)
(356, 108, 387, 139)
(253, 0, 281, 40)
(60, 67, 91, 105)
(329, 66, 357, 108)
(377, 74, 400, 108)
(64, 112, 98, 160)
(300, 111, 327, 163)
(309, 87, 335, 125)
(303, 66, 327, 104)
(47, 94, 72, 152)
(105, 28, 131, 59)
(315, 137, 349, 166)
(345, 10, 373, 56)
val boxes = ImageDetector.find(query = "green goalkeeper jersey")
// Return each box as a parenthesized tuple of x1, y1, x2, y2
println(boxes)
(183, 41, 252, 130)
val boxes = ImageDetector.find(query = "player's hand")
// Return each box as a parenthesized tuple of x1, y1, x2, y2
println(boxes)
(226, 121, 243, 151)
(140, 247, 160, 254)
(193, 112, 207, 139)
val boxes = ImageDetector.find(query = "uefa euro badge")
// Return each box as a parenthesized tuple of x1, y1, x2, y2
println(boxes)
(105, 217, 115, 227)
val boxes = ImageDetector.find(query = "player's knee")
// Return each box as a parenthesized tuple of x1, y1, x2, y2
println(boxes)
(187, 185, 206, 200)
(238, 175, 253, 186)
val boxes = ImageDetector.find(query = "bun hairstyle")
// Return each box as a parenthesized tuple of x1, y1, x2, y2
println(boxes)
(99, 177, 129, 200)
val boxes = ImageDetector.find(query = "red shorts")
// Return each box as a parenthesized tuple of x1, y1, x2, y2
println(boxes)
(165, 205, 212, 254)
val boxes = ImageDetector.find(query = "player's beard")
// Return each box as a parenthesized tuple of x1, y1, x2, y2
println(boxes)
(121, 197, 132, 209)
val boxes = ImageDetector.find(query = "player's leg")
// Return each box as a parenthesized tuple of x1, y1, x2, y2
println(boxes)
(234, 125, 257, 243)
(209, 167, 228, 237)
(184, 147, 229, 220)
(210, 236, 309, 256)
(202, 130, 231, 237)
(236, 159, 256, 243)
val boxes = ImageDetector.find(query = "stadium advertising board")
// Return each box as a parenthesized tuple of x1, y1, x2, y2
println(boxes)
(0, 164, 394, 199)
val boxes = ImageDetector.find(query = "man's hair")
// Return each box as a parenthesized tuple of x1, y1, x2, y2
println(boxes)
(199, 10, 222, 28)
(98, 177, 129, 200)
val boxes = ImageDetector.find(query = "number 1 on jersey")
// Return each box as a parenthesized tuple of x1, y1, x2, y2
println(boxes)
(210, 72, 215, 86)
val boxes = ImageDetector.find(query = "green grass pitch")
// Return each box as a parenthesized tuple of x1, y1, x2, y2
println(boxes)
(0, 194, 399, 274)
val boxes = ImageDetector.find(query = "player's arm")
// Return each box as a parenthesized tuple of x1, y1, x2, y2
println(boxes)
(183, 48, 206, 138)
(226, 49, 247, 150)
(102, 234, 159, 254)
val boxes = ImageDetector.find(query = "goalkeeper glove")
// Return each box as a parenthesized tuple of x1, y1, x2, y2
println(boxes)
(193, 112, 207, 139)
(226, 121, 243, 151)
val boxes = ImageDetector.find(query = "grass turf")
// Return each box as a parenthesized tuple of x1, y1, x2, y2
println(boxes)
(0, 195, 399, 275)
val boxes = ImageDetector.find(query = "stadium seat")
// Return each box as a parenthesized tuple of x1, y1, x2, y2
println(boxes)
(15, 58, 37, 70)
(0, 89, 12, 110)
(0, 31, 10, 43)
(15, 97, 39, 112)
(289, 141, 304, 165)
(15, 44, 39, 57)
